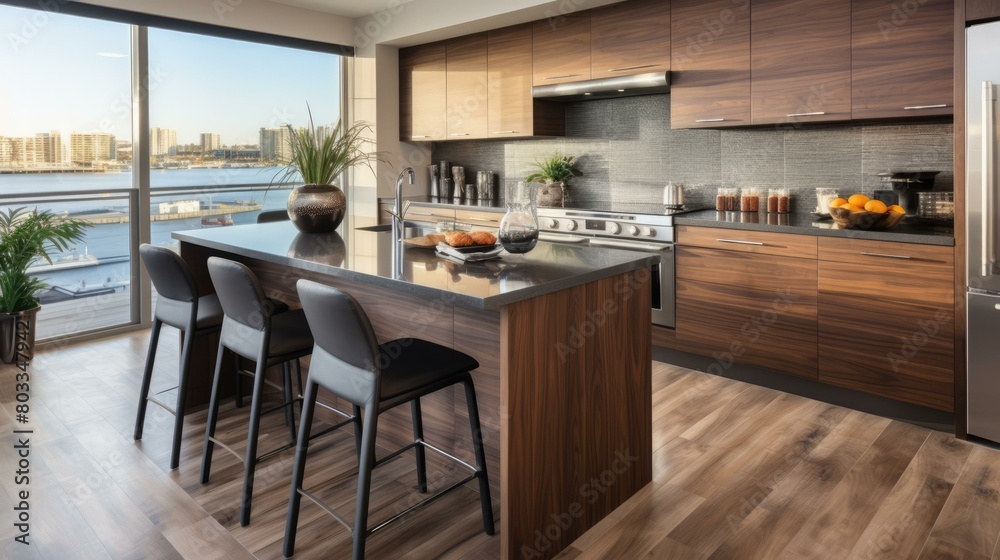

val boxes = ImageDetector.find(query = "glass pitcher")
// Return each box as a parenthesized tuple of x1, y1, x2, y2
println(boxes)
(499, 182, 539, 254)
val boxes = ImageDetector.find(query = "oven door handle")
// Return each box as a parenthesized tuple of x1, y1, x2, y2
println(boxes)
(588, 238, 673, 252)
(539, 232, 590, 244)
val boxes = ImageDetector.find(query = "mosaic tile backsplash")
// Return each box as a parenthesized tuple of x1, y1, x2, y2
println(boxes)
(431, 94, 953, 213)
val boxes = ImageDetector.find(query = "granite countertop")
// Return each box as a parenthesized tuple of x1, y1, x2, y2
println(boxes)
(172, 221, 658, 311)
(674, 210, 955, 247)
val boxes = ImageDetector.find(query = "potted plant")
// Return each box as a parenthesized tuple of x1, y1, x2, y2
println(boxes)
(275, 108, 385, 234)
(525, 155, 583, 208)
(0, 208, 86, 363)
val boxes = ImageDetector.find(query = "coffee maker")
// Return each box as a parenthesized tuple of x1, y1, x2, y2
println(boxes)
(877, 171, 941, 216)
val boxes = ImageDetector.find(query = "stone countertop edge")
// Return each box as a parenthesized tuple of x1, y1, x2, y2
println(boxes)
(172, 231, 660, 311)
(674, 212, 955, 247)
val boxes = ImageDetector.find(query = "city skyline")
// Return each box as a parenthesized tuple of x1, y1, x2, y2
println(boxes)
(0, 4, 341, 146)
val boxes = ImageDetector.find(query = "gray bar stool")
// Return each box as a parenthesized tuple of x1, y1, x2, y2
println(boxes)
(283, 279, 495, 560)
(257, 209, 290, 223)
(134, 244, 223, 470)
(200, 257, 353, 527)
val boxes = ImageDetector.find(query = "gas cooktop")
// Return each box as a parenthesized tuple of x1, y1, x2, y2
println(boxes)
(550, 201, 706, 216)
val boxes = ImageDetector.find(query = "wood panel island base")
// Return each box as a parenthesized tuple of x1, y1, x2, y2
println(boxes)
(173, 223, 654, 560)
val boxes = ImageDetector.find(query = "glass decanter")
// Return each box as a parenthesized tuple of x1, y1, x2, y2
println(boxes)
(498, 181, 539, 254)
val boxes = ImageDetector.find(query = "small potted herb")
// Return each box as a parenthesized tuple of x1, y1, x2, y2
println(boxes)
(525, 155, 583, 208)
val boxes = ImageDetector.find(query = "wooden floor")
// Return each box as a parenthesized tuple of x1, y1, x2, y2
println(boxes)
(2, 329, 1000, 559)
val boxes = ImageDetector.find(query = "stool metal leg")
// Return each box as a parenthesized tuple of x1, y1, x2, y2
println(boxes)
(282, 362, 296, 440)
(169, 319, 196, 470)
(283, 379, 317, 558)
(134, 319, 162, 441)
(464, 378, 495, 536)
(234, 354, 244, 408)
(353, 405, 379, 560)
(352, 404, 363, 460)
(240, 351, 269, 527)
(411, 399, 427, 493)
(200, 342, 228, 484)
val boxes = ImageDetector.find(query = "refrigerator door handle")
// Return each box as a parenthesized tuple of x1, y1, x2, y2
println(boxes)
(983, 81, 996, 278)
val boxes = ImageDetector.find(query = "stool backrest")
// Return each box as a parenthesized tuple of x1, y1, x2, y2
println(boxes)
(140, 244, 197, 303)
(257, 210, 290, 224)
(296, 279, 381, 404)
(207, 257, 272, 330)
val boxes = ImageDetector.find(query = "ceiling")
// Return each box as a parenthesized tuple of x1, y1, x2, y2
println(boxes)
(269, 0, 417, 18)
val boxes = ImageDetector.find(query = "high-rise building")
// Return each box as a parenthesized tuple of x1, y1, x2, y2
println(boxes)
(259, 126, 292, 162)
(70, 132, 116, 165)
(0, 132, 63, 165)
(150, 127, 178, 157)
(200, 133, 221, 153)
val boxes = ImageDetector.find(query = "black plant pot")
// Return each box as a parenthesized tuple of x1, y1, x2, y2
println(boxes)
(0, 306, 40, 364)
(287, 184, 347, 234)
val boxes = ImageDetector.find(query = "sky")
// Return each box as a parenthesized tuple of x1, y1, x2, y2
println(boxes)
(0, 4, 341, 146)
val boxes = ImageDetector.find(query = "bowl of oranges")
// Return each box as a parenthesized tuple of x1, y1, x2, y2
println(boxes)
(828, 194, 906, 230)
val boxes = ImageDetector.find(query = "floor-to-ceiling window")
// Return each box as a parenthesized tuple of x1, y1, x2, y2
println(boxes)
(0, 2, 347, 343)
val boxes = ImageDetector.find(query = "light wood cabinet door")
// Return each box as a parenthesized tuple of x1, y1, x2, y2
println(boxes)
(670, 0, 752, 128)
(488, 24, 565, 139)
(399, 42, 447, 141)
(817, 238, 955, 412)
(852, 0, 953, 119)
(750, 0, 852, 125)
(590, 0, 670, 78)
(532, 13, 592, 86)
(446, 33, 489, 139)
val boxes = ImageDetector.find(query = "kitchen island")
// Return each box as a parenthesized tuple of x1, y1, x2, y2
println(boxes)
(172, 221, 656, 560)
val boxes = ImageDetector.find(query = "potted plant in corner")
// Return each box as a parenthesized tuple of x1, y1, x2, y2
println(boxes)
(0, 207, 86, 363)
(525, 154, 583, 208)
(275, 108, 385, 234)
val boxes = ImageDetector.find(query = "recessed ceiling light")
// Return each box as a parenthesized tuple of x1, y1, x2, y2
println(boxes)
(96, 52, 127, 58)
(618, 89, 626, 92)
(584, 92, 592, 96)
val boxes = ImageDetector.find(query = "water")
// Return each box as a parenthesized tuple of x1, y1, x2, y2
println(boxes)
(0, 167, 294, 294)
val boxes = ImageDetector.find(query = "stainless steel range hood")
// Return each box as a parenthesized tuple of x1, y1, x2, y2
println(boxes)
(531, 71, 669, 102)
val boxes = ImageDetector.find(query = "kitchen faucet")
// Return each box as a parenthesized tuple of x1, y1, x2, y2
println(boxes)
(392, 167, 415, 241)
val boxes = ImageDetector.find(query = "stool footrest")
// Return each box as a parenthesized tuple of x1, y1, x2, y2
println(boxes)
(298, 488, 354, 532)
(146, 396, 177, 416)
(256, 441, 297, 463)
(368, 474, 478, 536)
(207, 436, 243, 463)
(418, 439, 478, 475)
(314, 399, 354, 419)
(260, 398, 302, 418)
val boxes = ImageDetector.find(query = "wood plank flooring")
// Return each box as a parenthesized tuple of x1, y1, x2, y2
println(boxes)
(2, 328, 1000, 559)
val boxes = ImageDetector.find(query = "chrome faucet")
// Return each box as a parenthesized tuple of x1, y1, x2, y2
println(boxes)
(392, 167, 415, 241)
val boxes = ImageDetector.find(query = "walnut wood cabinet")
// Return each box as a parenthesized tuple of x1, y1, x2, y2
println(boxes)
(968, 0, 1000, 21)
(532, 12, 592, 86)
(487, 24, 565, 139)
(445, 33, 489, 139)
(399, 42, 447, 141)
(851, 0, 954, 119)
(817, 238, 955, 412)
(590, 0, 671, 78)
(674, 226, 956, 412)
(750, 0, 852, 125)
(670, 0, 752, 128)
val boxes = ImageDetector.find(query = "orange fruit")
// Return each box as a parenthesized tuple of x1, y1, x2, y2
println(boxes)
(888, 204, 905, 215)
(830, 197, 848, 208)
(841, 203, 864, 212)
(864, 200, 888, 214)
(848, 194, 870, 208)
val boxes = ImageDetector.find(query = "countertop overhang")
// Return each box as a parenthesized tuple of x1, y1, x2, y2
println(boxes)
(172, 222, 659, 310)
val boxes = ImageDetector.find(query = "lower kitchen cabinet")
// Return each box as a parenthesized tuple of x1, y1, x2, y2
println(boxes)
(817, 238, 955, 412)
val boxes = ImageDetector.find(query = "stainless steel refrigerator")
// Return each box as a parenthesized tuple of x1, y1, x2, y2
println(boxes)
(967, 20, 1000, 443)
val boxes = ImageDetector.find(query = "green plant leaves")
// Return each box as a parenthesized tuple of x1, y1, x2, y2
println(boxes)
(524, 155, 582, 185)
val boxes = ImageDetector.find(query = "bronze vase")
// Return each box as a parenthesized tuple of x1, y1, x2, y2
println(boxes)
(0, 306, 39, 364)
(287, 183, 347, 234)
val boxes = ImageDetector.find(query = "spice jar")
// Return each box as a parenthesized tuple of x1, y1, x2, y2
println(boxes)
(767, 189, 780, 213)
(777, 189, 791, 214)
(717, 187, 739, 211)
(741, 188, 760, 212)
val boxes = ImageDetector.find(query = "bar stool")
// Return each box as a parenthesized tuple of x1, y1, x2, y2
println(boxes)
(134, 244, 224, 470)
(200, 257, 343, 527)
(283, 279, 495, 560)
(257, 209, 290, 224)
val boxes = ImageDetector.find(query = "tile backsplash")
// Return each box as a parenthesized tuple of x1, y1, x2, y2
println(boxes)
(431, 94, 953, 212)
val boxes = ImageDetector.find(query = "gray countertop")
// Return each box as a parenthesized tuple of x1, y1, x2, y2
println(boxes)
(172, 222, 658, 311)
(674, 210, 955, 246)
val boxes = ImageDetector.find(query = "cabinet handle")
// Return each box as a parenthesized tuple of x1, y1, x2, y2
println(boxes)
(459, 216, 501, 223)
(542, 73, 580, 80)
(608, 64, 656, 72)
(492, 130, 520, 134)
(410, 135, 430, 139)
(717, 239, 765, 246)
(860, 251, 912, 260)
(786, 111, 827, 117)
(695, 118, 727, 123)
(904, 104, 949, 110)
(450, 133, 470, 137)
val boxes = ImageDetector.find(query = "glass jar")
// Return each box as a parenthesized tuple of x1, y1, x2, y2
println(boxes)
(767, 189, 780, 213)
(777, 189, 791, 214)
(499, 182, 539, 254)
(717, 187, 739, 211)
(815, 188, 839, 215)
(741, 188, 760, 212)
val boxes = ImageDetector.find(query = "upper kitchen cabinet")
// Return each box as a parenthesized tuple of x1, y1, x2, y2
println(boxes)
(488, 24, 565, 139)
(590, 0, 671, 78)
(852, 0, 954, 119)
(968, 0, 1000, 21)
(750, 0, 851, 125)
(446, 33, 489, 139)
(670, 0, 752, 128)
(532, 13, 592, 86)
(400, 42, 447, 141)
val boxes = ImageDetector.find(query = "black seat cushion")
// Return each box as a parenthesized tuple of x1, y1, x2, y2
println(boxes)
(195, 294, 224, 329)
(269, 309, 314, 357)
(378, 339, 479, 401)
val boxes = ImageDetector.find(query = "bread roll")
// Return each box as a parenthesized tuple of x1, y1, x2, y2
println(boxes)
(469, 231, 497, 246)
(445, 231, 474, 247)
